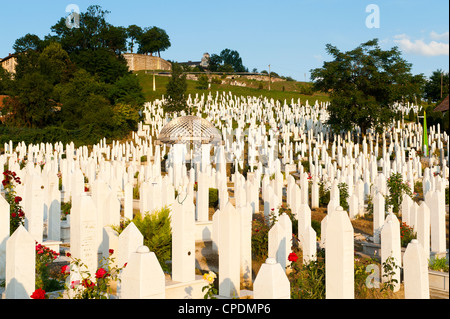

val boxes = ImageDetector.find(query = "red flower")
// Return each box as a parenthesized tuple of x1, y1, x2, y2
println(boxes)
(82, 279, 95, 288)
(14, 196, 22, 203)
(288, 252, 298, 262)
(30, 288, 46, 299)
(61, 265, 70, 274)
(11, 213, 16, 218)
(109, 249, 114, 255)
(95, 267, 108, 279)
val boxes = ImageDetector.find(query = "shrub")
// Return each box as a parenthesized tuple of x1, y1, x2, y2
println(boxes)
(35, 243, 65, 293)
(288, 248, 325, 299)
(338, 182, 349, 211)
(400, 222, 416, 247)
(197, 74, 209, 90)
(429, 256, 449, 272)
(319, 181, 330, 207)
(112, 206, 172, 273)
(386, 173, 412, 214)
(252, 213, 272, 262)
(208, 188, 218, 208)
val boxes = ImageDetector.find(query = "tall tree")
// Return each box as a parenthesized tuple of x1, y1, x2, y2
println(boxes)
(164, 63, 187, 114)
(101, 24, 128, 54)
(138, 27, 171, 57)
(220, 49, 247, 72)
(13, 33, 43, 53)
(311, 39, 425, 134)
(2, 72, 55, 128)
(126, 25, 143, 53)
(207, 54, 222, 72)
(424, 69, 449, 103)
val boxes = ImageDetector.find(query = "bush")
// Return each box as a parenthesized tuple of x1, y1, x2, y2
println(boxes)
(386, 173, 412, 214)
(252, 214, 271, 262)
(208, 188, 219, 208)
(400, 222, 416, 247)
(197, 74, 209, 90)
(319, 181, 330, 207)
(338, 182, 349, 211)
(112, 206, 172, 273)
(288, 248, 325, 299)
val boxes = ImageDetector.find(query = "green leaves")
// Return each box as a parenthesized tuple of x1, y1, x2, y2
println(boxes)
(386, 172, 412, 214)
(114, 207, 173, 273)
(137, 26, 171, 57)
(311, 38, 424, 134)
(165, 62, 188, 114)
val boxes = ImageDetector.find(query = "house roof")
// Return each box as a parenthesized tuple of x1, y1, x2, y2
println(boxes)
(1, 53, 16, 62)
(434, 95, 449, 112)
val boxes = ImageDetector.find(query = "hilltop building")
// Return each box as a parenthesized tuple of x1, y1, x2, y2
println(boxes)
(123, 53, 172, 72)
(180, 53, 210, 69)
(1, 53, 17, 74)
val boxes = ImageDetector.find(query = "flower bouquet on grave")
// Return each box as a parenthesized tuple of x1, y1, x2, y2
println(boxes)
(60, 249, 126, 299)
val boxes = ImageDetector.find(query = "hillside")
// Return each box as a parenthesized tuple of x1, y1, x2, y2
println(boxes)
(135, 71, 330, 104)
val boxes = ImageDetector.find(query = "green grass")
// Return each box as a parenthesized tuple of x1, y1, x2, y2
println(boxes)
(135, 71, 330, 105)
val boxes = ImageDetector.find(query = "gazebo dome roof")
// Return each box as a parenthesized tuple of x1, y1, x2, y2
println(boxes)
(157, 115, 222, 145)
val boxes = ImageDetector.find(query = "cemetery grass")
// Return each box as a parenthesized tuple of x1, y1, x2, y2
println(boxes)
(136, 72, 331, 104)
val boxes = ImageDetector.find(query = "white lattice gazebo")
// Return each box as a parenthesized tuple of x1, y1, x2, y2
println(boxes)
(156, 115, 223, 145)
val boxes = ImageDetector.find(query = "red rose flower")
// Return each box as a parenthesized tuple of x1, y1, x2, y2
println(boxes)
(82, 279, 95, 288)
(61, 265, 70, 274)
(288, 252, 298, 262)
(30, 288, 46, 299)
(14, 196, 22, 203)
(109, 249, 114, 255)
(95, 267, 108, 279)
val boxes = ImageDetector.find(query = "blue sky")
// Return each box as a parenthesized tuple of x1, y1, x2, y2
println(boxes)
(0, 0, 448, 81)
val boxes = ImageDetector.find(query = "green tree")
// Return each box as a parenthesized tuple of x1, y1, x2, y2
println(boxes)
(311, 39, 425, 135)
(38, 42, 75, 85)
(69, 48, 130, 84)
(108, 73, 145, 107)
(50, 5, 110, 52)
(0, 66, 13, 95)
(49, 5, 130, 83)
(424, 69, 449, 103)
(53, 69, 111, 130)
(220, 48, 247, 72)
(3, 72, 55, 128)
(197, 74, 209, 89)
(207, 49, 247, 73)
(13, 33, 43, 53)
(207, 54, 222, 72)
(138, 26, 171, 57)
(165, 62, 187, 114)
(126, 24, 143, 53)
(101, 24, 128, 54)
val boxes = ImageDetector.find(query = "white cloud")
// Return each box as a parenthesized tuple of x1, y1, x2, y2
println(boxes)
(393, 33, 449, 56)
(430, 31, 449, 42)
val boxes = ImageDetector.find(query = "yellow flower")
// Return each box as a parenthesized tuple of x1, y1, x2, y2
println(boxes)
(203, 271, 216, 284)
